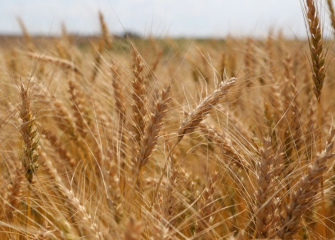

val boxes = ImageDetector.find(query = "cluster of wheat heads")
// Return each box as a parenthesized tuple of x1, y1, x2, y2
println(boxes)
(1, 0, 335, 239)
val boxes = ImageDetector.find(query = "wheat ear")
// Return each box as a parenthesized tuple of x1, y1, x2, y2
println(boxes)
(199, 122, 244, 169)
(68, 79, 91, 138)
(277, 130, 335, 239)
(177, 78, 236, 143)
(98, 11, 112, 49)
(23, 51, 83, 77)
(17, 17, 36, 52)
(136, 85, 171, 170)
(327, 0, 335, 35)
(131, 47, 147, 147)
(255, 138, 280, 238)
(305, 0, 326, 101)
(123, 216, 144, 240)
(20, 84, 39, 184)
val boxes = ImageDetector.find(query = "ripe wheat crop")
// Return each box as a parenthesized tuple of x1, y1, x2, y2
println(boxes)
(1, 0, 335, 239)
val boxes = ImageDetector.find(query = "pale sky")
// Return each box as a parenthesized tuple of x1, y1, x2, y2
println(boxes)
(0, 0, 332, 38)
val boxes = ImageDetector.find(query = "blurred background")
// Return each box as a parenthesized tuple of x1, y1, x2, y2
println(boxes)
(0, 0, 332, 38)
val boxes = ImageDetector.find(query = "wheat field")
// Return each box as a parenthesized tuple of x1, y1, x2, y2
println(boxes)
(1, 0, 335, 239)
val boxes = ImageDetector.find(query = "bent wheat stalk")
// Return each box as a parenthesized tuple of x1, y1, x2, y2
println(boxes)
(152, 78, 236, 208)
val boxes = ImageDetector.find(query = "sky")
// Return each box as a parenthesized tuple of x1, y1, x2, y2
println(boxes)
(0, 0, 332, 38)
